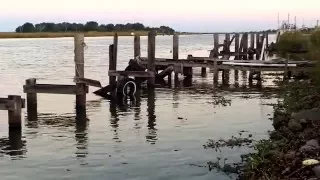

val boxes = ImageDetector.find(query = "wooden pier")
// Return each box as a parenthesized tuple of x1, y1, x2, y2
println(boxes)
(98, 30, 314, 99)
(0, 30, 315, 128)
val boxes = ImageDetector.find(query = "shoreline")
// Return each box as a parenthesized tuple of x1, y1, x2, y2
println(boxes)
(0, 31, 278, 39)
(0, 31, 153, 39)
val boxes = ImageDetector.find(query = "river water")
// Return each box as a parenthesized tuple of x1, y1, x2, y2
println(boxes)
(0, 34, 277, 180)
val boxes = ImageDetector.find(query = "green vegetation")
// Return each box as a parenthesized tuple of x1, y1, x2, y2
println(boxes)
(14, 21, 175, 34)
(203, 30, 320, 179)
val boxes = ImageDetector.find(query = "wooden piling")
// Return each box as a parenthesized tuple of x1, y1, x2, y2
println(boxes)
(8, 95, 22, 128)
(26, 78, 37, 120)
(234, 33, 240, 81)
(113, 33, 118, 63)
(265, 32, 269, 49)
(201, 67, 207, 77)
(173, 33, 179, 82)
(250, 33, 255, 49)
(134, 35, 140, 58)
(109, 45, 116, 86)
(74, 34, 86, 109)
(222, 34, 230, 84)
(213, 33, 219, 53)
(256, 33, 260, 59)
(242, 33, 248, 60)
(213, 59, 218, 85)
(147, 30, 156, 87)
(235, 33, 240, 59)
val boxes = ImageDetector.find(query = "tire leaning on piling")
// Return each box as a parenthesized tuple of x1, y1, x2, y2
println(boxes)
(122, 80, 137, 97)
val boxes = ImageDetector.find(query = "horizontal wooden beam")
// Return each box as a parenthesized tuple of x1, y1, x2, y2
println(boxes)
(73, 77, 102, 87)
(0, 98, 25, 110)
(219, 65, 314, 72)
(139, 56, 314, 65)
(219, 52, 248, 56)
(23, 84, 88, 95)
(108, 70, 155, 77)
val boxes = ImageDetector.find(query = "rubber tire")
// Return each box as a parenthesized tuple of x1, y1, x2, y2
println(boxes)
(122, 80, 137, 97)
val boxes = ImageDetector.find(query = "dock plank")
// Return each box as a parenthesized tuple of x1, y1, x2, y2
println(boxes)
(23, 84, 88, 95)
(108, 70, 155, 77)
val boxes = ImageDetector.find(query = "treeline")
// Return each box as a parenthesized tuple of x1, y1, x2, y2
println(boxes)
(15, 21, 175, 34)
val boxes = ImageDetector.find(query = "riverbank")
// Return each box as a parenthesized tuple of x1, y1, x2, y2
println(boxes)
(202, 30, 320, 179)
(0, 31, 152, 39)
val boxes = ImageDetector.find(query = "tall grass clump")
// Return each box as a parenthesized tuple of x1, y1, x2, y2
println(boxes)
(276, 31, 310, 60)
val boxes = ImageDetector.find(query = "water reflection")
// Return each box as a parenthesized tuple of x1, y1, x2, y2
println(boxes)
(109, 100, 120, 143)
(25, 107, 89, 159)
(133, 89, 142, 130)
(146, 89, 157, 144)
(0, 128, 26, 159)
(75, 108, 89, 159)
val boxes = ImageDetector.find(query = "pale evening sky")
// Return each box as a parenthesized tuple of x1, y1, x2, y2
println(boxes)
(0, 0, 319, 32)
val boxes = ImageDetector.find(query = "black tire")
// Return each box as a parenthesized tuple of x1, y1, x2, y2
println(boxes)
(122, 80, 137, 96)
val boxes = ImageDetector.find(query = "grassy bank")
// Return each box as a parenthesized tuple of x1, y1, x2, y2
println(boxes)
(202, 30, 320, 179)
(0, 31, 152, 39)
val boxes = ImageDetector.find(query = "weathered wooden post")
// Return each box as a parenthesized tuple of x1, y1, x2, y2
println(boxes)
(173, 33, 179, 82)
(113, 33, 118, 62)
(234, 33, 240, 82)
(242, 33, 248, 60)
(8, 95, 22, 128)
(147, 30, 156, 87)
(213, 59, 218, 87)
(109, 44, 116, 86)
(265, 31, 269, 50)
(184, 55, 193, 79)
(250, 33, 255, 49)
(26, 78, 37, 121)
(201, 67, 207, 77)
(222, 34, 230, 85)
(74, 34, 86, 109)
(235, 33, 240, 59)
(213, 33, 220, 84)
(134, 35, 140, 58)
(256, 33, 260, 59)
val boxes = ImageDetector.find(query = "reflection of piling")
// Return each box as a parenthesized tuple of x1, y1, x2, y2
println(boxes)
(173, 33, 179, 83)
(8, 128, 23, 156)
(147, 30, 156, 88)
(146, 88, 157, 144)
(75, 108, 88, 158)
(222, 34, 230, 85)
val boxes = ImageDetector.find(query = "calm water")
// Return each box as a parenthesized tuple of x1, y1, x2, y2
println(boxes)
(0, 34, 277, 180)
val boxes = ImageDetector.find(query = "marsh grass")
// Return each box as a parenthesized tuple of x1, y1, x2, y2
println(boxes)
(0, 31, 151, 39)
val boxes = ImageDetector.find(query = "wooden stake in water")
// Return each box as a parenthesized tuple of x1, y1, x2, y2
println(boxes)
(74, 34, 86, 109)
(173, 33, 179, 82)
(26, 78, 37, 120)
(8, 95, 22, 128)
(134, 35, 140, 58)
(147, 30, 156, 87)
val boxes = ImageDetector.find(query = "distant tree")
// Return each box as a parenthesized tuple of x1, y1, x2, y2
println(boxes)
(14, 21, 175, 34)
(105, 24, 115, 31)
(19, 22, 35, 32)
(84, 21, 99, 31)
(15, 26, 22, 33)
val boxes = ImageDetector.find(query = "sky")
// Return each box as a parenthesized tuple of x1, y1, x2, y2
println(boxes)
(0, 0, 319, 32)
